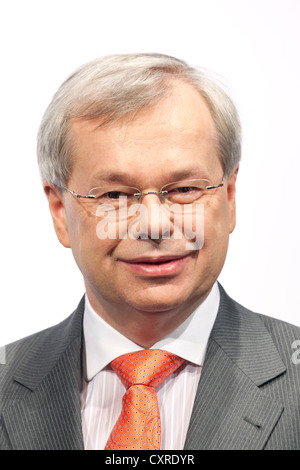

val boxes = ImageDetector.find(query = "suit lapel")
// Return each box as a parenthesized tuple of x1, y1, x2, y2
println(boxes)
(2, 300, 85, 450)
(184, 285, 286, 450)
(1, 287, 288, 450)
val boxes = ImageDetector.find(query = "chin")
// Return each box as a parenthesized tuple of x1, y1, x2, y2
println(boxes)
(125, 286, 192, 313)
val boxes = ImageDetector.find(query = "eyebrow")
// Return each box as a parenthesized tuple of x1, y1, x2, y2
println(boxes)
(93, 166, 208, 182)
(167, 168, 210, 180)
(89, 170, 132, 186)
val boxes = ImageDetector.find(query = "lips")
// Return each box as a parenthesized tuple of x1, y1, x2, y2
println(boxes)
(119, 254, 190, 276)
(126, 255, 187, 264)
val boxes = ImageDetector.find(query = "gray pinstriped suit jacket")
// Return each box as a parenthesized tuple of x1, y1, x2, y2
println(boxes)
(1, 284, 300, 450)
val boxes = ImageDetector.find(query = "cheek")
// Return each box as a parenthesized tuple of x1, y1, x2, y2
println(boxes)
(175, 208, 205, 251)
(201, 198, 230, 259)
(66, 212, 118, 272)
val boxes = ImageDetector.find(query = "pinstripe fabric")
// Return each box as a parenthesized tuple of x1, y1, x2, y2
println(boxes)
(0, 300, 85, 450)
(184, 286, 300, 450)
(1, 285, 300, 449)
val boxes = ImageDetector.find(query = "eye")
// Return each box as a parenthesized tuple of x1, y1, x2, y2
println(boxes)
(169, 185, 204, 196)
(96, 190, 136, 201)
(104, 191, 129, 200)
(173, 186, 198, 193)
(165, 184, 205, 204)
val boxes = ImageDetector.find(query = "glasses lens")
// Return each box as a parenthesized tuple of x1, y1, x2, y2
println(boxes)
(88, 186, 139, 217)
(161, 179, 210, 208)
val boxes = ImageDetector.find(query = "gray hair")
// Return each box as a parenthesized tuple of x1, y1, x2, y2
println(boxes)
(37, 53, 241, 187)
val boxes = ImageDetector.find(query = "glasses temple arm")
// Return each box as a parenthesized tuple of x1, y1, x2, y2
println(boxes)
(61, 186, 96, 199)
(206, 177, 224, 190)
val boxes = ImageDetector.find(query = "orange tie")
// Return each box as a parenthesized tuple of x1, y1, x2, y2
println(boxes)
(105, 349, 184, 450)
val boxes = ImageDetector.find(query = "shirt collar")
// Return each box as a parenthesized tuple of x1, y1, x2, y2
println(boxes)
(83, 283, 220, 381)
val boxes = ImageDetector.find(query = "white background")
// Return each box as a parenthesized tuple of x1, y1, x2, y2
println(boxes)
(1, 0, 299, 345)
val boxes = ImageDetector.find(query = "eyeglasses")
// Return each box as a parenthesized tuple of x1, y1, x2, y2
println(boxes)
(61, 176, 224, 217)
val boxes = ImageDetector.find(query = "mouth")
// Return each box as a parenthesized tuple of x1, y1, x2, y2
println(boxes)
(120, 254, 190, 276)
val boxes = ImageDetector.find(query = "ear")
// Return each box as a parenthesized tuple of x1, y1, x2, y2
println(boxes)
(227, 164, 239, 234)
(44, 182, 71, 248)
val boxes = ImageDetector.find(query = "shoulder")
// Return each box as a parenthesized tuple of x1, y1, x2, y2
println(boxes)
(0, 297, 85, 399)
(230, 287, 300, 356)
(216, 283, 300, 368)
(219, 282, 300, 337)
(258, 312, 300, 365)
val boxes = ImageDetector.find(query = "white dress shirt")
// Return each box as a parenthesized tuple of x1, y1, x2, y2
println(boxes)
(80, 283, 220, 450)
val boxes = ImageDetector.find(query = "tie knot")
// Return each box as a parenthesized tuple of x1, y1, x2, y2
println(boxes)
(110, 349, 184, 389)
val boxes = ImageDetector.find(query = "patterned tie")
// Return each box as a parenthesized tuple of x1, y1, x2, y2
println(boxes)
(105, 349, 184, 450)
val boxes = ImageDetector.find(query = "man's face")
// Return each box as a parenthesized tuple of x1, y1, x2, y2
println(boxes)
(47, 81, 237, 326)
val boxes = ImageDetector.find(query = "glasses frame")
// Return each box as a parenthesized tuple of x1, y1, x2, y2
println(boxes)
(61, 176, 224, 202)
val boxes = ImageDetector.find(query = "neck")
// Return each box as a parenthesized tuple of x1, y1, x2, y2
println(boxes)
(85, 285, 210, 348)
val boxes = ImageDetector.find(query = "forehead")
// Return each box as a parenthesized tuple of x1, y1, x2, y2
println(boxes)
(69, 81, 219, 185)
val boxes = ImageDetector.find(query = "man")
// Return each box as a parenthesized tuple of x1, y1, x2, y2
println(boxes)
(1, 53, 300, 450)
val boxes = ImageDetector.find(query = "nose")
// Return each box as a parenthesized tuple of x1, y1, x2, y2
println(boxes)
(129, 192, 173, 241)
